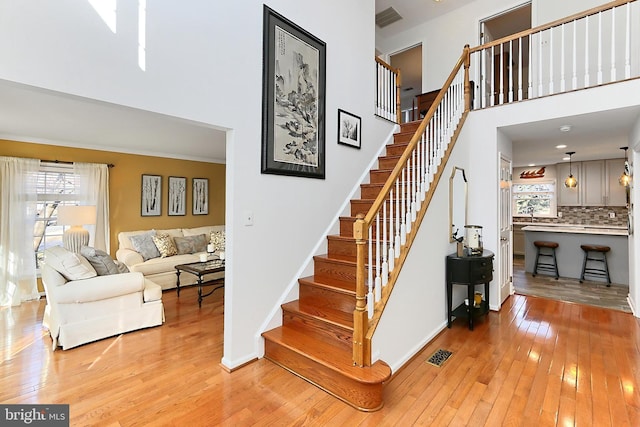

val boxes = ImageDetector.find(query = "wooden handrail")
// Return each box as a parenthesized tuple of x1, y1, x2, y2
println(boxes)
(470, 0, 636, 54)
(353, 46, 471, 366)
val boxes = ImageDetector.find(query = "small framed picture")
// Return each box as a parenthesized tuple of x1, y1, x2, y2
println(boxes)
(168, 176, 186, 216)
(337, 109, 361, 149)
(192, 178, 209, 215)
(141, 174, 162, 216)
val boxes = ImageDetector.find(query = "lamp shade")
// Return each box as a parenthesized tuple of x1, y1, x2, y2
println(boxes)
(57, 205, 97, 226)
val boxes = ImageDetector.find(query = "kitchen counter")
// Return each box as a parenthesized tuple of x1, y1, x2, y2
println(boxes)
(522, 225, 629, 285)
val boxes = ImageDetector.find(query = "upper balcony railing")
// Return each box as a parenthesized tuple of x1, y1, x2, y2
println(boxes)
(469, 0, 639, 109)
(375, 57, 402, 124)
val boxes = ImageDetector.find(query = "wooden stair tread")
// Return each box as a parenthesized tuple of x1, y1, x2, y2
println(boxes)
(299, 275, 355, 294)
(282, 300, 353, 329)
(262, 326, 391, 384)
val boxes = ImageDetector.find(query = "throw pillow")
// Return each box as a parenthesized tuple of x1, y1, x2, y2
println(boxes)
(45, 246, 98, 281)
(152, 233, 178, 258)
(210, 230, 226, 252)
(80, 246, 120, 276)
(129, 230, 160, 261)
(174, 234, 208, 254)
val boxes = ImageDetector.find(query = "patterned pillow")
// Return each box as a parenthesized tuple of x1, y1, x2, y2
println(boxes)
(174, 234, 208, 254)
(152, 234, 178, 258)
(210, 230, 225, 252)
(80, 246, 120, 275)
(129, 230, 160, 261)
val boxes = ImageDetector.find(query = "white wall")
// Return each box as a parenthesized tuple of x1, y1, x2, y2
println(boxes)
(629, 117, 640, 315)
(0, 0, 395, 368)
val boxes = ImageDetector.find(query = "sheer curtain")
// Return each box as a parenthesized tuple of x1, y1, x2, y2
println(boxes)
(74, 163, 110, 252)
(0, 156, 40, 307)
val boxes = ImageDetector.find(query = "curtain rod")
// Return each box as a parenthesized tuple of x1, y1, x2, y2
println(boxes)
(41, 159, 115, 168)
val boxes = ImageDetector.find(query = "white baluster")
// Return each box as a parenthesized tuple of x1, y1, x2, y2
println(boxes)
(374, 213, 381, 302)
(585, 15, 590, 87)
(560, 23, 566, 92)
(508, 40, 513, 102)
(411, 150, 417, 222)
(400, 168, 406, 246)
(572, 20, 578, 90)
(405, 158, 412, 233)
(382, 199, 389, 284)
(499, 44, 504, 104)
(367, 226, 373, 318)
(518, 37, 523, 101)
(548, 29, 554, 94)
(388, 189, 395, 272)
(625, 2, 631, 78)
(528, 35, 533, 97)
(538, 32, 543, 96)
(491, 45, 495, 106)
(611, 6, 616, 82)
(395, 179, 401, 254)
(597, 11, 603, 85)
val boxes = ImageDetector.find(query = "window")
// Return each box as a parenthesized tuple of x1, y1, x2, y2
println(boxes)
(512, 181, 557, 218)
(34, 163, 79, 268)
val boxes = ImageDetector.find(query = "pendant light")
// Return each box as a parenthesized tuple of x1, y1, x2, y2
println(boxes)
(564, 151, 577, 188)
(619, 146, 632, 187)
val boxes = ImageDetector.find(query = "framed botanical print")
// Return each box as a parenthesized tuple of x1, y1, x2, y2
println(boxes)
(141, 174, 161, 216)
(192, 178, 209, 215)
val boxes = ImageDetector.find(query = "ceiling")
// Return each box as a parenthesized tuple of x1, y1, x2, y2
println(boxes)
(0, 79, 227, 163)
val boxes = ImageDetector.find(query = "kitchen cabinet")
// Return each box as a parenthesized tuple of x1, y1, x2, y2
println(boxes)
(513, 224, 525, 255)
(557, 161, 581, 206)
(557, 159, 627, 207)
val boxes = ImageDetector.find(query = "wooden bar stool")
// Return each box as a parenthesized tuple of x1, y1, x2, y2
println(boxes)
(532, 241, 559, 279)
(580, 244, 611, 286)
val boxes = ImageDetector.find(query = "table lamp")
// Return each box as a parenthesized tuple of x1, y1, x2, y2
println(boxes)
(57, 205, 97, 253)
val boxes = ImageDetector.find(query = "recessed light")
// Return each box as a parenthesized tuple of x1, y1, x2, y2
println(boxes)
(560, 125, 572, 132)
(556, 144, 567, 149)
(562, 156, 570, 161)
(528, 163, 536, 167)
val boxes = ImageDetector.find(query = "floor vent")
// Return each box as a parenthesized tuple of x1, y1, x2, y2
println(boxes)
(426, 349, 453, 367)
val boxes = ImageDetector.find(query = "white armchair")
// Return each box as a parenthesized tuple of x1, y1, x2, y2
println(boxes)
(41, 248, 165, 350)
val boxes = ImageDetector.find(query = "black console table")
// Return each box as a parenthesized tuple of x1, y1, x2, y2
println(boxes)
(446, 250, 494, 330)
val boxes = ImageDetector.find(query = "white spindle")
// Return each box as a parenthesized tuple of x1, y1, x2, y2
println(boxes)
(400, 168, 406, 246)
(611, 7, 616, 82)
(549, 29, 554, 94)
(560, 24, 566, 92)
(394, 179, 400, 256)
(491, 45, 495, 106)
(538, 32, 543, 96)
(405, 158, 412, 233)
(382, 199, 389, 284)
(597, 11, 603, 85)
(374, 214, 381, 302)
(625, 2, 631, 78)
(499, 44, 504, 104)
(585, 15, 590, 87)
(388, 188, 395, 271)
(528, 35, 533, 97)
(508, 40, 514, 102)
(572, 20, 578, 89)
(518, 37, 523, 100)
(367, 229, 373, 318)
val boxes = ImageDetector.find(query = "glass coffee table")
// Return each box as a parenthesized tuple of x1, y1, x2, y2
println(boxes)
(175, 259, 225, 307)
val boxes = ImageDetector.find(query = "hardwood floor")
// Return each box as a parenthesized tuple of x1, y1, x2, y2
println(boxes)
(513, 255, 632, 313)
(2, 285, 639, 426)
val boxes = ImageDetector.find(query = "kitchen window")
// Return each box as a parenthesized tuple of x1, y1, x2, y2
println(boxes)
(512, 181, 557, 218)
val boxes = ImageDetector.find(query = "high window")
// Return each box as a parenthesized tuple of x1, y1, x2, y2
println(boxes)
(512, 181, 557, 218)
(34, 163, 78, 268)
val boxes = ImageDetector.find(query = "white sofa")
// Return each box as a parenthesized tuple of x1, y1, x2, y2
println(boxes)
(116, 225, 225, 290)
(41, 259, 164, 351)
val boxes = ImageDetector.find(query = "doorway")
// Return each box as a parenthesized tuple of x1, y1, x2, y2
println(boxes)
(390, 44, 422, 123)
(479, 3, 532, 105)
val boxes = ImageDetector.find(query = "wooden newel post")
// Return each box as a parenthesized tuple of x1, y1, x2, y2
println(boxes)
(353, 213, 368, 367)
(463, 44, 471, 112)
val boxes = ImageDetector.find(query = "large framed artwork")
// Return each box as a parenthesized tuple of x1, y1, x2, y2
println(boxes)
(141, 174, 162, 216)
(168, 176, 186, 216)
(192, 178, 209, 215)
(261, 6, 326, 179)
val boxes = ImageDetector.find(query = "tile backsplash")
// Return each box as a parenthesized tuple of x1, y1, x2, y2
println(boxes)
(515, 206, 628, 227)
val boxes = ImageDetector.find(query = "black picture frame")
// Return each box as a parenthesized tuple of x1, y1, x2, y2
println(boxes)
(141, 174, 162, 216)
(168, 176, 186, 216)
(261, 6, 326, 179)
(337, 109, 362, 149)
(192, 178, 209, 215)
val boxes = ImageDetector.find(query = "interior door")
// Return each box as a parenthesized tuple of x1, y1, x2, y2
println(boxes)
(499, 154, 513, 305)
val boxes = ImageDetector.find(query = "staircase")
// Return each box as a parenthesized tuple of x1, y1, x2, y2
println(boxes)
(262, 120, 422, 411)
